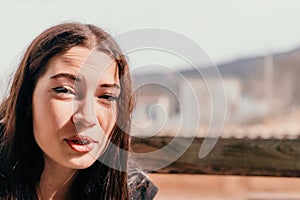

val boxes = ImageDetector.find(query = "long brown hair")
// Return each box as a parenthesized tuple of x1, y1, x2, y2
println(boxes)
(0, 22, 133, 199)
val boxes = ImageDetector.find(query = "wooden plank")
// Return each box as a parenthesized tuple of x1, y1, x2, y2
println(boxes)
(131, 137, 300, 177)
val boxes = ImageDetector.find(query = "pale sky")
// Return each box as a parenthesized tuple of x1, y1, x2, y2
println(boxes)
(1, 0, 300, 77)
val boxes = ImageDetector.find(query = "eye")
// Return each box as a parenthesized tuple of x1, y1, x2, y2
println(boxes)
(52, 86, 75, 95)
(98, 94, 118, 102)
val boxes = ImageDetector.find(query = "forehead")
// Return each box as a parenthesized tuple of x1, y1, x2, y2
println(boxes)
(47, 47, 119, 82)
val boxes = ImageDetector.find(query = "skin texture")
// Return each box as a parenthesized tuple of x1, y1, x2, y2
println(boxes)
(32, 47, 120, 199)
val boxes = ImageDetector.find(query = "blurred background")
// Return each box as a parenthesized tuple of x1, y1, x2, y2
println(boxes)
(1, 0, 300, 199)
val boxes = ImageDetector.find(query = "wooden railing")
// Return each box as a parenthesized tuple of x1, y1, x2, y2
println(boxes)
(131, 137, 300, 177)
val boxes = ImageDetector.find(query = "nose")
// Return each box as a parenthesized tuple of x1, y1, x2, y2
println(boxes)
(72, 99, 97, 130)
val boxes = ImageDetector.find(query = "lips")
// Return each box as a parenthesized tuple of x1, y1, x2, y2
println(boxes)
(65, 135, 98, 153)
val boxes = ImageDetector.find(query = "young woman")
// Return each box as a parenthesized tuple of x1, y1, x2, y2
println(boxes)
(0, 22, 156, 199)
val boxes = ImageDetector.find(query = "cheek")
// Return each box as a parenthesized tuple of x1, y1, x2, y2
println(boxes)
(33, 95, 73, 134)
(49, 101, 74, 127)
(96, 105, 118, 132)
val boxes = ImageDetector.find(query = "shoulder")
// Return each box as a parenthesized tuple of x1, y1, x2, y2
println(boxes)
(128, 167, 158, 200)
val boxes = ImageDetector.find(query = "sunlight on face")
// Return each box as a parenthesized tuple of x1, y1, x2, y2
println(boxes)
(32, 47, 120, 169)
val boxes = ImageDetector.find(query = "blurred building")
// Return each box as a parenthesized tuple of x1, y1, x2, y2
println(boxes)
(132, 47, 300, 136)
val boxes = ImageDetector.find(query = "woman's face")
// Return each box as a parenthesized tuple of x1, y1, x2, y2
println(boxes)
(32, 46, 120, 169)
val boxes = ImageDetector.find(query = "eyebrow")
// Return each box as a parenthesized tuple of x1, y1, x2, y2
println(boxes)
(50, 73, 120, 90)
(100, 83, 121, 90)
(50, 73, 80, 82)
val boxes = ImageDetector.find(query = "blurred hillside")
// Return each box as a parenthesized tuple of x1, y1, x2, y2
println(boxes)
(132, 47, 300, 137)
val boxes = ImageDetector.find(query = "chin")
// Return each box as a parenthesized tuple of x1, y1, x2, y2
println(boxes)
(67, 156, 98, 169)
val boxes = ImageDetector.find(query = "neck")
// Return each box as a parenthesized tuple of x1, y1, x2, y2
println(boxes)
(38, 156, 78, 200)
